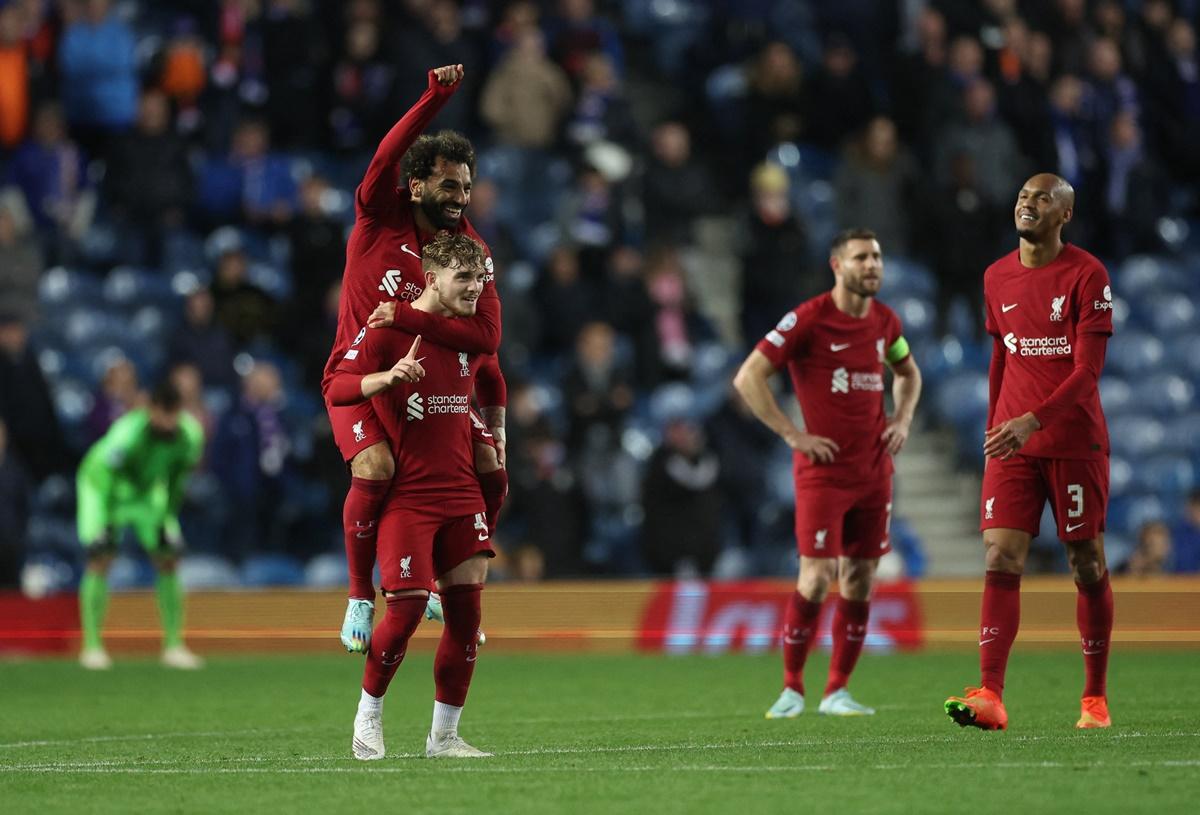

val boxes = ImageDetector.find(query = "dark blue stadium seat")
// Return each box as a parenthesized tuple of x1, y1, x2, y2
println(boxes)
(1133, 455, 1196, 495)
(102, 267, 176, 310)
(178, 555, 240, 589)
(1107, 415, 1167, 458)
(1165, 412, 1200, 453)
(1117, 255, 1186, 298)
(38, 267, 102, 308)
(889, 296, 936, 339)
(934, 371, 989, 429)
(1105, 330, 1164, 376)
(1099, 376, 1134, 417)
(1167, 332, 1200, 383)
(1136, 293, 1196, 336)
(240, 553, 306, 587)
(1135, 373, 1195, 415)
(1109, 455, 1133, 494)
(1106, 493, 1171, 536)
(880, 256, 937, 299)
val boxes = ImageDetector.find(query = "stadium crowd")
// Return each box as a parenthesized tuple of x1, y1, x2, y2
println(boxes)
(1, 0, 1200, 590)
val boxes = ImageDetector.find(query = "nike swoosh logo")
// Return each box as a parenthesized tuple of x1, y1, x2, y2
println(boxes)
(400, 243, 421, 259)
(478, 533, 489, 542)
(783, 636, 806, 645)
(1066, 522, 1086, 532)
(1002, 303, 1018, 312)
(979, 638, 996, 646)
(830, 343, 851, 352)
(1083, 649, 1104, 655)
(466, 656, 477, 662)
(356, 530, 377, 539)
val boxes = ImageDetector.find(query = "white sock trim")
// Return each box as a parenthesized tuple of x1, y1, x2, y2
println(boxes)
(359, 689, 383, 714)
(431, 700, 463, 736)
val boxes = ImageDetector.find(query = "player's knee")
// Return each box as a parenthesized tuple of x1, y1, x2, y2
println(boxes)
(839, 560, 877, 600)
(152, 556, 178, 574)
(439, 554, 489, 588)
(473, 442, 500, 475)
(85, 552, 113, 574)
(1067, 542, 1106, 583)
(983, 538, 1025, 574)
(798, 562, 835, 601)
(350, 444, 394, 481)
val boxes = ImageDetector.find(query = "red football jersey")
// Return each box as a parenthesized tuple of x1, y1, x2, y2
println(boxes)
(320, 74, 501, 402)
(334, 327, 484, 515)
(756, 292, 907, 483)
(984, 244, 1113, 459)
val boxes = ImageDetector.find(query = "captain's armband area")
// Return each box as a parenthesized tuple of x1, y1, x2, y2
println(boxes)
(886, 336, 911, 365)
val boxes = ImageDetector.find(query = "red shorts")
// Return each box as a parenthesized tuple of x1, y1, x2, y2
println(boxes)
(377, 502, 495, 592)
(327, 401, 496, 463)
(793, 476, 893, 559)
(980, 454, 1108, 541)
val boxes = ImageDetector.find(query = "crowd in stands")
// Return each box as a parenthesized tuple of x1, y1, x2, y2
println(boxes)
(1, 0, 1199, 590)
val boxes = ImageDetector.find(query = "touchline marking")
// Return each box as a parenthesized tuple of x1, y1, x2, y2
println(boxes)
(0, 727, 316, 750)
(3, 759, 1198, 776)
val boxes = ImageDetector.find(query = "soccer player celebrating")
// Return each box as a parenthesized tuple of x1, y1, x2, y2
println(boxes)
(76, 380, 205, 670)
(322, 64, 508, 654)
(734, 228, 922, 718)
(327, 233, 494, 760)
(945, 174, 1115, 731)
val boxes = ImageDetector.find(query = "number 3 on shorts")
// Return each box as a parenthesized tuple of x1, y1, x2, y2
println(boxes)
(1067, 483, 1083, 519)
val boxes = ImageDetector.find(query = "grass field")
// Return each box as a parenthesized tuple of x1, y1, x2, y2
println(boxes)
(2, 650, 1198, 814)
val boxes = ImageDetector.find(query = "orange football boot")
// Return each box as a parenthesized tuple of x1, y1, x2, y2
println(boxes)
(1076, 696, 1111, 729)
(944, 686, 1008, 730)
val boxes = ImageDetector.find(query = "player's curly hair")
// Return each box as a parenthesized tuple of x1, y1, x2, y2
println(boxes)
(829, 227, 879, 255)
(401, 130, 476, 185)
(422, 232, 485, 273)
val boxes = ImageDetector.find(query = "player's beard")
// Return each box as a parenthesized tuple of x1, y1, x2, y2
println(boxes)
(419, 193, 465, 231)
(846, 279, 878, 298)
(1016, 226, 1037, 241)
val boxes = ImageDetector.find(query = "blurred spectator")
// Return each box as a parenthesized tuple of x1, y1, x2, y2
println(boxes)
(480, 27, 572, 149)
(293, 279, 341, 391)
(535, 244, 594, 357)
(565, 51, 637, 150)
(503, 382, 585, 576)
(643, 247, 717, 383)
(737, 163, 811, 345)
(57, 0, 138, 157)
(210, 361, 291, 558)
(1170, 490, 1200, 574)
(85, 356, 144, 443)
(544, 0, 624, 82)
(935, 78, 1025, 207)
(562, 321, 634, 452)
(154, 22, 207, 128)
(0, 3, 30, 149)
(286, 175, 345, 325)
(1161, 18, 1200, 182)
(641, 121, 716, 247)
(103, 89, 194, 265)
(743, 41, 806, 166)
(0, 189, 42, 318)
(640, 415, 723, 576)
(706, 388, 782, 556)
(0, 418, 31, 589)
(1082, 38, 1140, 149)
(922, 35, 985, 153)
(559, 163, 623, 275)
(210, 246, 277, 347)
(925, 152, 1002, 339)
(834, 116, 919, 257)
(803, 34, 876, 151)
(1040, 0, 1091, 76)
(261, 0, 327, 150)
(326, 15, 395, 154)
(890, 7, 948, 149)
(390, 0, 479, 133)
(1123, 520, 1171, 577)
(167, 287, 238, 391)
(996, 24, 1058, 170)
(1098, 111, 1168, 259)
(507, 544, 546, 581)
(168, 361, 214, 440)
(600, 245, 657, 387)
(197, 117, 298, 227)
(0, 313, 67, 480)
(1046, 74, 1093, 191)
(5, 102, 93, 254)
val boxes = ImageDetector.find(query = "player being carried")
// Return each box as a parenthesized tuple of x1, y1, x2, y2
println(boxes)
(734, 228, 922, 718)
(76, 380, 206, 670)
(321, 64, 508, 654)
(327, 233, 494, 760)
(945, 173, 1116, 731)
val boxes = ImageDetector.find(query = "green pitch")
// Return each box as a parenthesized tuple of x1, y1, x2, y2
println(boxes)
(2, 651, 1197, 814)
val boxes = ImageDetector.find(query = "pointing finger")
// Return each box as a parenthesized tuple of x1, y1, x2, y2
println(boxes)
(405, 335, 422, 360)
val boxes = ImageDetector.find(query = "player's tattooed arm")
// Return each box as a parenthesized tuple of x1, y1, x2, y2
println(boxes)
(733, 349, 839, 464)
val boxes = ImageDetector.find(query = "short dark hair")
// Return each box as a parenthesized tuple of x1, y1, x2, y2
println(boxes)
(150, 379, 182, 411)
(422, 232, 485, 273)
(401, 130, 476, 186)
(830, 228, 879, 256)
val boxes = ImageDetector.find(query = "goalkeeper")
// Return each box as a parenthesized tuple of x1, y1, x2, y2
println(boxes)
(76, 380, 205, 670)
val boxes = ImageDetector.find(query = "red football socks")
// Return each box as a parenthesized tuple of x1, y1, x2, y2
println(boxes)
(434, 583, 483, 707)
(343, 477, 389, 599)
(825, 597, 870, 695)
(979, 570, 1022, 697)
(478, 469, 508, 533)
(782, 591, 823, 695)
(361, 594, 426, 698)
(1076, 570, 1113, 698)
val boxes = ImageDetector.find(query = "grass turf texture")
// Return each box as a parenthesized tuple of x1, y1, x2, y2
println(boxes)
(1, 651, 1197, 814)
